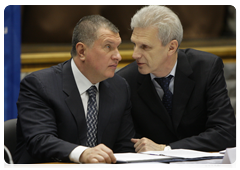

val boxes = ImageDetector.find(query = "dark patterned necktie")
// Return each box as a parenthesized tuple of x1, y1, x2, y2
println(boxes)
(155, 75, 173, 115)
(86, 85, 98, 147)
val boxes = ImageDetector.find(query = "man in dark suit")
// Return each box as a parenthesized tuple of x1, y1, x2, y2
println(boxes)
(117, 5, 236, 152)
(13, 15, 135, 164)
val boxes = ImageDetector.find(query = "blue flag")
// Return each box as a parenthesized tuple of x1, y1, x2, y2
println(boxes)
(4, 5, 21, 121)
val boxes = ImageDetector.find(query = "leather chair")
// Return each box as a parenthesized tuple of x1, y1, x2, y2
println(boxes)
(4, 118, 17, 164)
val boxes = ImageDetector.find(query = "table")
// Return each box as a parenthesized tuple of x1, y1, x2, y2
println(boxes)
(4, 162, 224, 168)
(4, 162, 80, 168)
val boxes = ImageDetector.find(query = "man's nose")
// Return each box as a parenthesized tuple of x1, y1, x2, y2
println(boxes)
(112, 49, 122, 61)
(132, 48, 141, 60)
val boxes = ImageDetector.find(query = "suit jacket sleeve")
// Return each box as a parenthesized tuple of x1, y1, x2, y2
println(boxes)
(17, 73, 78, 162)
(169, 56, 236, 151)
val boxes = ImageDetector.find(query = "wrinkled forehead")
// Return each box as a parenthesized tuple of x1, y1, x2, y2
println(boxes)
(131, 27, 159, 43)
(97, 28, 121, 44)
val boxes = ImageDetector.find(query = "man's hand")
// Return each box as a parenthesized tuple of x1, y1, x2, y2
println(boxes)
(79, 144, 116, 163)
(131, 137, 166, 153)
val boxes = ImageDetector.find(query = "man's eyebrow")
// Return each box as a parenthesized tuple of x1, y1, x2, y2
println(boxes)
(105, 40, 114, 44)
(105, 39, 122, 46)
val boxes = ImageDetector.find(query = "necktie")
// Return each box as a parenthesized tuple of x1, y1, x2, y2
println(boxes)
(155, 75, 173, 115)
(86, 86, 98, 147)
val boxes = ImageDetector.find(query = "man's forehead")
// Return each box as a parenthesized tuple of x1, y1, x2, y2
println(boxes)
(97, 30, 121, 45)
(131, 27, 159, 42)
(97, 28, 120, 39)
(99, 33, 120, 40)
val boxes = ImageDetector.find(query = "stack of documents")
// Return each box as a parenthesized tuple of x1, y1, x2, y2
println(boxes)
(114, 149, 224, 163)
(142, 149, 224, 161)
(80, 149, 228, 168)
(114, 153, 174, 163)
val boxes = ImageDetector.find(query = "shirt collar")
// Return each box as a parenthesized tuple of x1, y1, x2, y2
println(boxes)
(71, 59, 99, 95)
(150, 60, 177, 80)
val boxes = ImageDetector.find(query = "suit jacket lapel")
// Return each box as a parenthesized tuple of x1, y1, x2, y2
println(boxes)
(137, 74, 176, 135)
(97, 80, 114, 143)
(172, 50, 195, 130)
(62, 59, 87, 145)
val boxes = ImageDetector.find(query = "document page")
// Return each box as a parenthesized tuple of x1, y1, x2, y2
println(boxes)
(114, 153, 173, 163)
(142, 149, 223, 159)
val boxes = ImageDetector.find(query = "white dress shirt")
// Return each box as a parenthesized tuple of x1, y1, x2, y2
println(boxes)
(69, 59, 99, 163)
(150, 61, 177, 151)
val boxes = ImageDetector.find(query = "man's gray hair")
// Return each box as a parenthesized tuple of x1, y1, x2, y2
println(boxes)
(71, 15, 119, 57)
(131, 5, 183, 47)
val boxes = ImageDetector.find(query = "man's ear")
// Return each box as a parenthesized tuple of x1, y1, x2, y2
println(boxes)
(168, 40, 178, 56)
(76, 42, 86, 61)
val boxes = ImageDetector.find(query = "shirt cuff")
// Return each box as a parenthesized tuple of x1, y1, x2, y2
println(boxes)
(69, 146, 89, 163)
(164, 145, 172, 151)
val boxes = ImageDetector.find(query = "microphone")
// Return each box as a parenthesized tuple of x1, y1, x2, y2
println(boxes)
(4, 145, 14, 168)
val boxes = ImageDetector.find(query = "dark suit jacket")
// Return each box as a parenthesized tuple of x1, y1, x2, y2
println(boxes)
(117, 48, 236, 152)
(13, 59, 135, 164)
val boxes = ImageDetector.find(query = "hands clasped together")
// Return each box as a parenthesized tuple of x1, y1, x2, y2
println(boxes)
(80, 137, 165, 163)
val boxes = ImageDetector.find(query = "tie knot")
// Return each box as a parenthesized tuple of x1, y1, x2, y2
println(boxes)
(87, 86, 97, 98)
(155, 75, 173, 91)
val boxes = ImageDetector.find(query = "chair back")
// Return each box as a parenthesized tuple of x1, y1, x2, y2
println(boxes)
(4, 118, 17, 164)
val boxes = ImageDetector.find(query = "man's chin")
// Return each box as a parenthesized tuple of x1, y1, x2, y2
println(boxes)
(138, 67, 150, 75)
(106, 72, 115, 79)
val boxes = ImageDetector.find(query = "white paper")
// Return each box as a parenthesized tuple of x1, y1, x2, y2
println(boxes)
(114, 153, 172, 163)
(142, 149, 223, 159)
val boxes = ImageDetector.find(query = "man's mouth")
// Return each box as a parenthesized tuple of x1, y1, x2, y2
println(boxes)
(137, 62, 145, 66)
(109, 64, 118, 68)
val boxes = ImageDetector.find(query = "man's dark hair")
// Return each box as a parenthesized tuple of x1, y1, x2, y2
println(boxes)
(71, 15, 119, 57)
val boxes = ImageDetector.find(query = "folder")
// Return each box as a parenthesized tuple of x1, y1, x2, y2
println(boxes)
(114, 153, 179, 163)
(142, 149, 224, 162)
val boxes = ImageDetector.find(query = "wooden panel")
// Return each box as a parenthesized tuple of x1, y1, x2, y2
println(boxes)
(21, 40, 236, 73)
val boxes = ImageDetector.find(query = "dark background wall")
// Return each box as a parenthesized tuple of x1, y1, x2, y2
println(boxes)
(21, 5, 236, 44)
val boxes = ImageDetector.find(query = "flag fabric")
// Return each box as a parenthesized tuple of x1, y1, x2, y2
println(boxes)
(4, 5, 21, 121)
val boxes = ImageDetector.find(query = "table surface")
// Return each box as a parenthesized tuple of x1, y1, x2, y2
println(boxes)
(4, 162, 80, 168)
